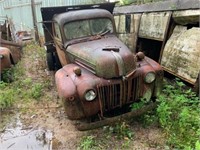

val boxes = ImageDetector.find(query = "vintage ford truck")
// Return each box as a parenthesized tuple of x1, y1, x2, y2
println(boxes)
(41, 3, 163, 128)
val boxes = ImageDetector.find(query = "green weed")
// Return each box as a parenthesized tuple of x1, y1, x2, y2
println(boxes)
(130, 100, 145, 111)
(0, 43, 48, 110)
(0, 81, 15, 109)
(1, 68, 14, 82)
(78, 136, 96, 150)
(157, 79, 200, 149)
(106, 122, 134, 140)
(30, 83, 43, 100)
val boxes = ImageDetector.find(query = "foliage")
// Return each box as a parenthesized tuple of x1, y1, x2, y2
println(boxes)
(105, 122, 134, 139)
(0, 43, 47, 110)
(78, 136, 96, 150)
(30, 83, 43, 100)
(156, 79, 200, 149)
(0, 81, 15, 109)
(1, 68, 14, 82)
(78, 122, 134, 149)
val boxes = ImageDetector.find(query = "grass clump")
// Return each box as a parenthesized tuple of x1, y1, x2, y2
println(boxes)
(78, 135, 96, 150)
(105, 122, 134, 140)
(0, 43, 47, 110)
(78, 122, 134, 150)
(0, 81, 15, 109)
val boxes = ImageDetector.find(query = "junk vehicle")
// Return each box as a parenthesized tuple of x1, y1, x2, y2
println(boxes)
(0, 19, 22, 75)
(0, 39, 22, 74)
(41, 2, 163, 130)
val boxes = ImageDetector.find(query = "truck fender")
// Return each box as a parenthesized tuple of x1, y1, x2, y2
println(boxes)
(55, 68, 86, 119)
(55, 69, 76, 99)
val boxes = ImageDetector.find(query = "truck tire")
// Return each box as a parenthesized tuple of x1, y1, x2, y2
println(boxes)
(54, 53, 62, 70)
(46, 52, 55, 71)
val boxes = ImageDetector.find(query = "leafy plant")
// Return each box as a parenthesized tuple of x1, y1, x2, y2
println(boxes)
(1, 68, 14, 82)
(0, 43, 48, 110)
(78, 136, 96, 150)
(30, 83, 43, 99)
(106, 122, 134, 139)
(0, 81, 15, 109)
(130, 100, 145, 111)
(157, 79, 200, 149)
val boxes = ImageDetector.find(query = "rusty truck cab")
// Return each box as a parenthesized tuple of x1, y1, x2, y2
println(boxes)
(41, 3, 163, 122)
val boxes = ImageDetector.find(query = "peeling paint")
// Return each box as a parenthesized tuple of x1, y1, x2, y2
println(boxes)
(161, 27, 200, 84)
(139, 12, 171, 41)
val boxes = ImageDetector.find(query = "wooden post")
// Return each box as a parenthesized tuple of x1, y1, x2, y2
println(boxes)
(31, 0, 41, 46)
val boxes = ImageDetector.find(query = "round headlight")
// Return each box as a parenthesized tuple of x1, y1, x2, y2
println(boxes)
(84, 90, 97, 101)
(0, 54, 4, 59)
(144, 72, 156, 83)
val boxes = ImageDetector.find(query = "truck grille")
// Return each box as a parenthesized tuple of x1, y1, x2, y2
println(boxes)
(97, 76, 141, 112)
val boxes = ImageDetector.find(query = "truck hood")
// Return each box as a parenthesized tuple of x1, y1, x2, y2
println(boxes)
(65, 35, 136, 79)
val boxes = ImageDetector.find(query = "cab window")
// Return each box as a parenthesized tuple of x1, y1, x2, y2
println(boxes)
(64, 18, 113, 40)
(54, 23, 62, 40)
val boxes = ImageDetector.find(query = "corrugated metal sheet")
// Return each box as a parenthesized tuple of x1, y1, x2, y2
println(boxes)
(0, 0, 99, 35)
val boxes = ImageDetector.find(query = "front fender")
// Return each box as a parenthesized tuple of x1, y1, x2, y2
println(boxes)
(142, 57, 163, 97)
(55, 69, 76, 99)
(55, 68, 85, 119)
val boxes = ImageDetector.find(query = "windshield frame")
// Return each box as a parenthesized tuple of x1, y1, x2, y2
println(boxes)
(63, 17, 114, 41)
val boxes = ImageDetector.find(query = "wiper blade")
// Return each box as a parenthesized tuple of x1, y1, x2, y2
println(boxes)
(99, 29, 111, 36)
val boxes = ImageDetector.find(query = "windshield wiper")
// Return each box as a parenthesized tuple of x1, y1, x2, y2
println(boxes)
(99, 29, 111, 36)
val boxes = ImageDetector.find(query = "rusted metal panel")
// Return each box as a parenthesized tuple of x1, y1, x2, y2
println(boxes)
(0, 47, 12, 73)
(115, 14, 141, 52)
(66, 35, 136, 79)
(56, 57, 163, 120)
(173, 9, 200, 25)
(1, 39, 22, 64)
(0, 31, 22, 74)
(139, 12, 171, 41)
(161, 27, 200, 84)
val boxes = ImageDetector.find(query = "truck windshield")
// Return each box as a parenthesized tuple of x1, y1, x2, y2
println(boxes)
(64, 18, 113, 40)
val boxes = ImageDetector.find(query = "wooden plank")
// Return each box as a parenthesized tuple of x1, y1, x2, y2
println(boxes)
(138, 12, 171, 41)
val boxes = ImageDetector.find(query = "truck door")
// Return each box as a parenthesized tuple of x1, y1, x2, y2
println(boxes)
(53, 22, 68, 66)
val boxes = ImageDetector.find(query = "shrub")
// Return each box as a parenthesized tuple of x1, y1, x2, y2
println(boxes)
(157, 79, 200, 149)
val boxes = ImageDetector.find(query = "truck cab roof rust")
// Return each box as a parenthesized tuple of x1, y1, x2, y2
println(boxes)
(41, 3, 163, 125)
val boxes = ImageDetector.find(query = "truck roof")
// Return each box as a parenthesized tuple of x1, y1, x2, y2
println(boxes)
(41, 2, 116, 45)
(53, 9, 113, 26)
(41, 2, 116, 23)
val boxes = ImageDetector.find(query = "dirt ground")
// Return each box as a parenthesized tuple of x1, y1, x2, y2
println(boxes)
(0, 43, 166, 150)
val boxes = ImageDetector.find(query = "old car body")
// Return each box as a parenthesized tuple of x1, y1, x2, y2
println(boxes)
(41, 3, 163, 120)
(0, 47, 13, 73)
(0, 39, 22, 73)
